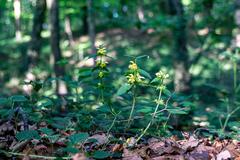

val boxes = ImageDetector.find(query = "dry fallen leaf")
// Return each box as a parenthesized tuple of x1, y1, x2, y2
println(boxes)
(217, 150, 232, 160)
(112, 143, 123, 152)
(122, 148, 143, 160)
(226, 143, 240, 158)
(88, 133, 108, 145)
(151, 155, 185, 160)
(181, 136, 200, 151)
(72, 153, 88, 160)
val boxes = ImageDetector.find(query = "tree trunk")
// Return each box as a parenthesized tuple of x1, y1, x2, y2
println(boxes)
(137, 0, 146, 23)
(13, 0, 22, 41)
(64, 16, 74, 47)
(169, 0, 190, 93)
(87, 0, 96, 55)
(235, 0, 240, 48)
(82, 5, 88, 34)
(27, 0, 46, 68)
(48, 0, 67, 96)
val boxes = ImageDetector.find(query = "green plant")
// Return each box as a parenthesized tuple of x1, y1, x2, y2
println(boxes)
(136, 70, 170, 143)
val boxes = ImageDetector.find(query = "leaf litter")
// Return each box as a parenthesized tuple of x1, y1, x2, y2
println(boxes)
(0, 119, 239, 159)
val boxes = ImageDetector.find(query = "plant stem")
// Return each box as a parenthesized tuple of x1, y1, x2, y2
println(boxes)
(99, 55, 104, 102)
(153, 89, 162, 117)
(222, 106, 240, 132)
(136, 89, 163, 143)
(233, 61, 237, 93)
(126, 86, 136, 128)
(107, 115, 117, 136)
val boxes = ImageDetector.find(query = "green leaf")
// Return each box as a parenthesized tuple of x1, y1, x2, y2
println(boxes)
(93, 150, 111, 159)
(48, 134, 60, 143)
(139, 69, 152, 79)
(0, 98, 8, 105)
(39, 128, 54, 136)
(61, 147, 79, 154)
(181, 101, 194, 107)
(117, 83, 132, 96)
(136, 55, 149, 61)
(38, 99, 53, 108)
(167, 109, 188, 114)
(10, 95, 28, 102)
(150, 78, 160, 84)
(56, 58, 68, 66)
(137, 107, 153, 113)
(78, 68, 92, 79)
(163, 88, 171, 96)
(16, 130, 41, 141)
(69, 133, 89, 145)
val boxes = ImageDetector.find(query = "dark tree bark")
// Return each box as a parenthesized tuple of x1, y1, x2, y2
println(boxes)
(82, 5, 88, 34)
(87, 0, 96, 55)
(27, 0, 46, 68)
(169, 0, 190, 93)
(48, 0, 67, 96)
(13, 0, 22, 41)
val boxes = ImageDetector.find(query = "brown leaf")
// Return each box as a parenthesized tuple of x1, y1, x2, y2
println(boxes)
(187, 150, 210, 160)
(112, 144, 123, 152)
(226, 143, 240, 158)
(216, 150, 232, 160)
(88, 133, 108, 145)
(147, 137, 160, 144)
(181, 136, 200, 151)
(148, 139, 184, 156)
(122, 148, 143, 160)
(72, 153, 88, 160)
(151, 155, 185, 160)
(34, 144, 47, 151)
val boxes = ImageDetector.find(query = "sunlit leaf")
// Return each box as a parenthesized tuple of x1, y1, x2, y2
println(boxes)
(117, 83, 132, 96)
(139, 69, 151, 79)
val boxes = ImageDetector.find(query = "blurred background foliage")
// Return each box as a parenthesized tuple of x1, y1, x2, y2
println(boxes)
(0, 0, 239, 134)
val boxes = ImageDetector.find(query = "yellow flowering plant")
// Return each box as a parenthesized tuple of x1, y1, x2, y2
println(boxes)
(117, 59, 152, 129)
(93, 45, 110, 102)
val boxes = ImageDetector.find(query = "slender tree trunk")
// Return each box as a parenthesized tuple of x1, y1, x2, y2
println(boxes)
(82, 5, 88, 34)
(137, 0, 146, 23)
(13, 0, 21, 41)
(27, 0, 46, 68)
(48, 0, 67, 96)
(235, 0, 240, 48)
(64, 16, 74, 47)
(87, 0, 96, 55)
(169, 0, 190, 93)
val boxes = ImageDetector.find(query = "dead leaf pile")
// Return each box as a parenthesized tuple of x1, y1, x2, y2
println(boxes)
(0, 119, 240, 160)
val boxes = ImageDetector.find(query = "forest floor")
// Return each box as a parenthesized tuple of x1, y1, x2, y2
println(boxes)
(0, 119, 240, 160)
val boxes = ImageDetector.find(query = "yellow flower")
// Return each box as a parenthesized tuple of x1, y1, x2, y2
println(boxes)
(157, 85, 166, 90)
(155, 71, 169, 80)
(127, 74, 135, 84)
(136, 73, 144, 82)
(98, 71, 104, 78)
(97, 46, 106, 56)
(126, 73, 144, 84)
(96, 60, 107, 68)
(128, 61, 138, 71)
(154, 99, 164, 105)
